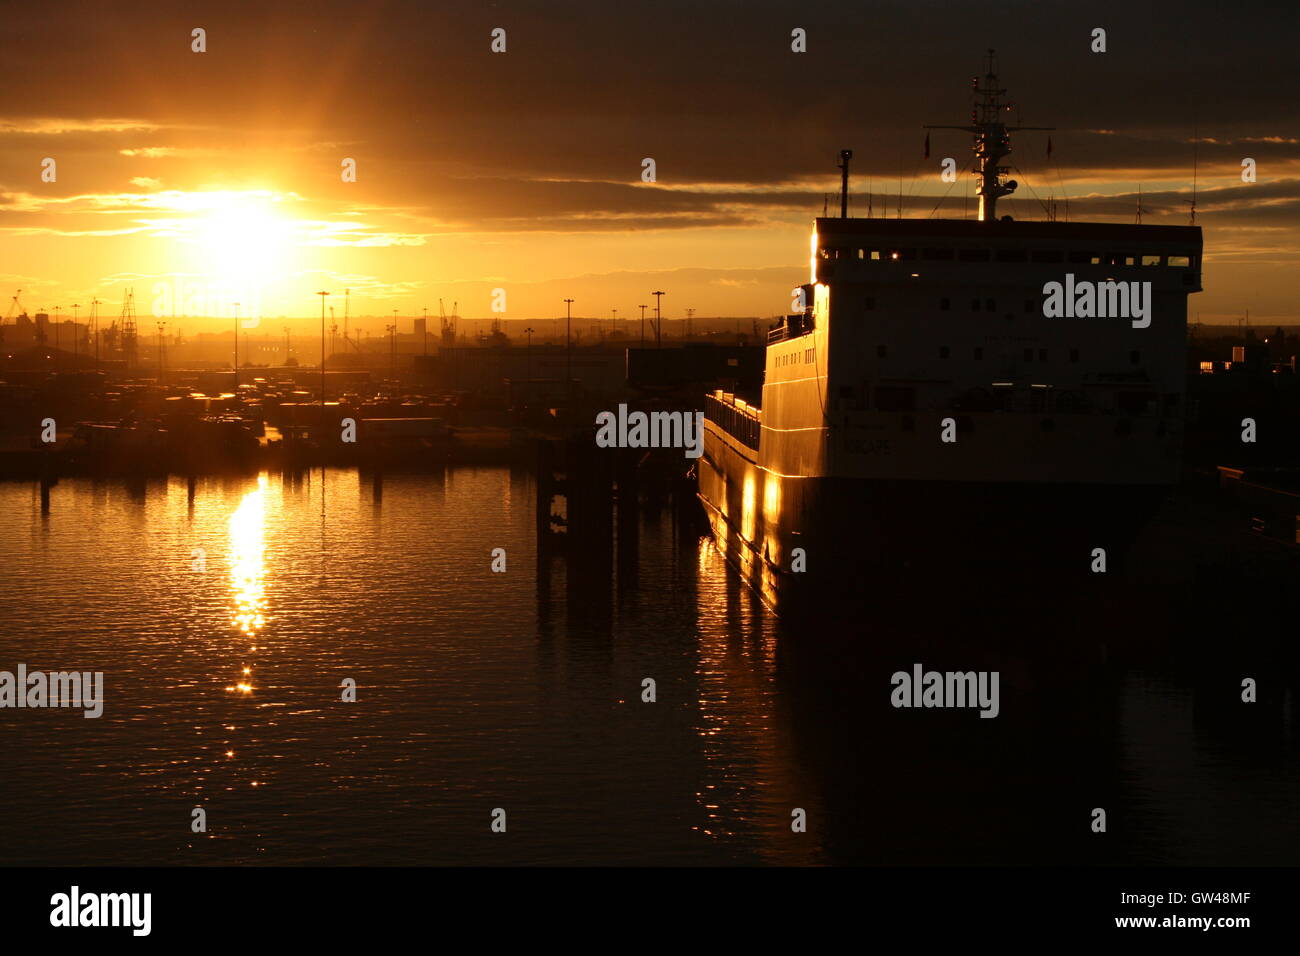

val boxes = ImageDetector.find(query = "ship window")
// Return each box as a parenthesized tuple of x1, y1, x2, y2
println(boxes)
(1141, 255, 1161, 266)
(974, 347, 984, 360)
(1168, 255, 1191, 267)
(818, 247, 831, 259)
(865, 297, 876, 310)
(858, 249, 866, 259)
(888, 248, 917, 261)
(959, 249, 990, 262)
(1031, 250, 1064, 263)
(1023, 348, 1034, 362)
(871, 250, 882, 260)
(1038, 349, 1048, 362)
(923, 248, 954, 260)
(1070, 348, 1079, 363)
(995, 249, 1027, 263)
(940, 297, 951, 311)
(970, 298, 981, 312)
(875, 386, 915, 411)
(877, 345, 887, 358)
(940, 346, 950, 359)
(986, 298, 996, 311)
(1130, 350, 1141, 365)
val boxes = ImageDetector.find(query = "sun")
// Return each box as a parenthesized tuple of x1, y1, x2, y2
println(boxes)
(194, 193, 296, 289)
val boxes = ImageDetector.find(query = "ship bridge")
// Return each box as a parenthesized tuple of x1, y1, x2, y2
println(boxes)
(812, 217, 1202, 293)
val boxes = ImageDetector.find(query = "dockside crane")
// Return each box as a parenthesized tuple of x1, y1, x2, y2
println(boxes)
(439, 299, 457, 348)
(1, 289, 22, 343)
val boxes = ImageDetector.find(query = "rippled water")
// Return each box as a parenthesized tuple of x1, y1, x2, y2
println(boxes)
(0, 470, 1296, 865)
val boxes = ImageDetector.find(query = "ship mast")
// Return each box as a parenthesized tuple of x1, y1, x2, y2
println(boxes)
(925, 49, 1053, 222)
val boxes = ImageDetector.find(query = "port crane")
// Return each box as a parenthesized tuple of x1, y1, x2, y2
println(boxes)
(1, 289, 23, 343)
(439, 299, 457, 347)
(339, 288, 361, 352)
(120, 289, 138, 368)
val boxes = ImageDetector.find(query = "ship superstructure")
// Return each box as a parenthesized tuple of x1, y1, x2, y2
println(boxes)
(698, 54, 1203, 612)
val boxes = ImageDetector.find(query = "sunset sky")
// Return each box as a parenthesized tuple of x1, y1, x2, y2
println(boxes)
(2, 0, 1296, 335)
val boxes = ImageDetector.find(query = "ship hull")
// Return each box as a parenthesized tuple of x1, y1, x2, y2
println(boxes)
(698, 427, 1168, 617)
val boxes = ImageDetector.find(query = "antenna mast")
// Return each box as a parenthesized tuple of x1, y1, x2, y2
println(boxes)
(1185, 128, 1199, 225)
(925, 49, 1053, 222)
(837, 149, 852, 218)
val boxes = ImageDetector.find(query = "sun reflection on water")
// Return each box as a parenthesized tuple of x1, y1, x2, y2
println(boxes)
(229, 477, 268, 637)
(226, 476, 268, 695)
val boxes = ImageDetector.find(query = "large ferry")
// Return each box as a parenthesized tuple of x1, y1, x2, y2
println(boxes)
(698, 53, 1203, 613)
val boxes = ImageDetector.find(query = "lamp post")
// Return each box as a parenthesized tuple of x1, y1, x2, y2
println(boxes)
(91, 299, 101, 368)
(316, 291, 330, 422)
(387, 323, 396, 382)
(651, 291, 665, 348)
(563, 298, 574, 400)
(638, 304, 647, 348)
(391, 308, 399, 388)
(523, 326, 534, 402)
(157, 320, 166, 382)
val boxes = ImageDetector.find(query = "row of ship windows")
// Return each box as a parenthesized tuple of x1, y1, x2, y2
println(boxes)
(860, 297, 1039, 312)
(876, 345, 1143, 365)
(820, 247, 1199, 268)
(848, 390, 1170, 418)
(774, 348, 815, 368)
(865, 297, 1173, 313)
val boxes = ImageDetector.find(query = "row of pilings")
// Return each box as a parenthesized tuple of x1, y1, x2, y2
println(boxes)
(534, 434, 703, 624)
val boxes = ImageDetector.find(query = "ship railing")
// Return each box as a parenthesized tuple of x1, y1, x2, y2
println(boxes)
(767, 312, 813, 344)
(704, 391, 761, 449)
